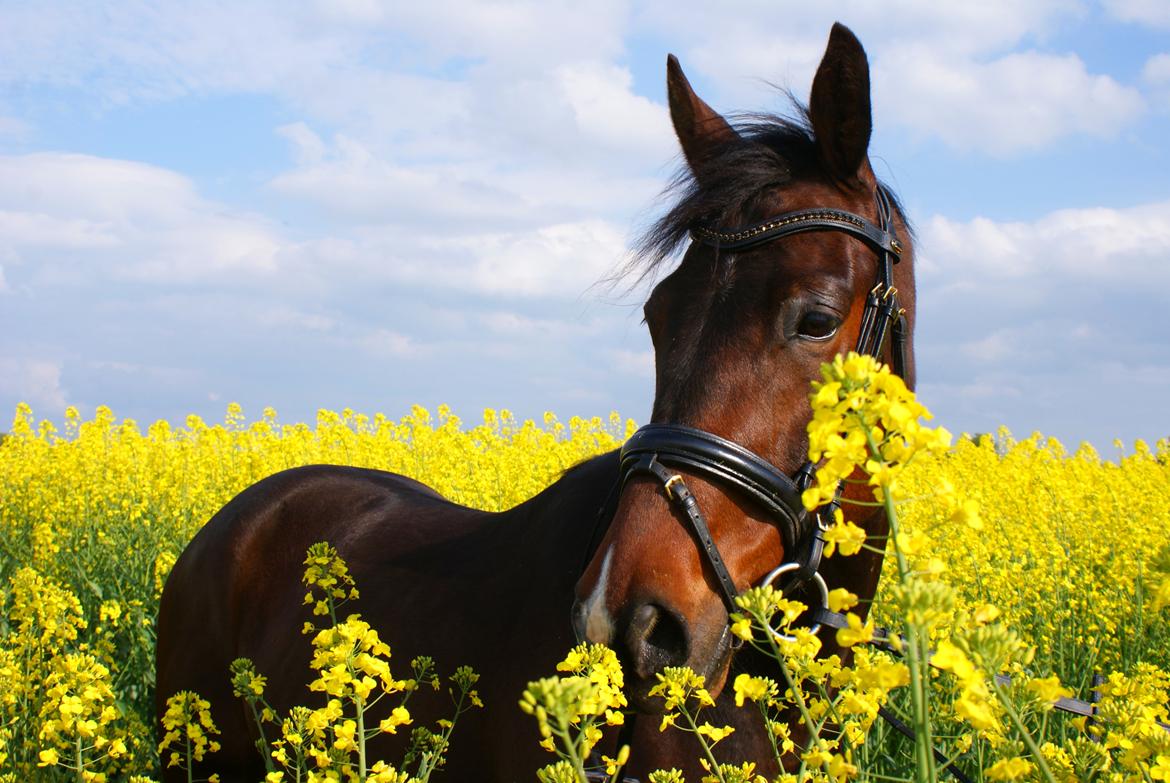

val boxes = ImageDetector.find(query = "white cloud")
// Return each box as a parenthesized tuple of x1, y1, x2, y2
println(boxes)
(361, 328, 417, 358)
(479, 311, 605, 340)
(0, 358, 68, 412)
(0, 144, 638, 303)
(1104, 0, 1170, 28)
(919, 200, 1170, 284)
(610, 348, 654, 379)
(276, 122, 328, 166)
(254, 306, 335, 332)
(555, 62, 673, 156)
(877, 49, 1144, 154)
(1145, 53, 1170, 84)
(269, 134, 532, 227)
(273, 149, 662, 231)
(1143, 53, 1170, 108)
(261, 212, 633, 301)
(0, 153, 282, 282)
(0, 116, 30, 139)
(456, 220, 628, 297)
(914, 198, 1170, 446)
(960, 331, 1018, 363)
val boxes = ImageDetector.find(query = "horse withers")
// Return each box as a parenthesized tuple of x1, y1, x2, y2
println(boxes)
(156, 23, 915, 782)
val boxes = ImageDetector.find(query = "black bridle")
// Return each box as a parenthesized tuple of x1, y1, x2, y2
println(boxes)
(615, 185, 907, 629)
(593, 188, 1168, 783)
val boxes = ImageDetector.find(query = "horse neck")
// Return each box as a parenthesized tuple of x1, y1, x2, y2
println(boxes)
(498, 449, 622, 604)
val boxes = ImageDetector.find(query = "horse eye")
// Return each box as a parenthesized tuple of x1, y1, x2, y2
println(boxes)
(797, 311, 841, 340)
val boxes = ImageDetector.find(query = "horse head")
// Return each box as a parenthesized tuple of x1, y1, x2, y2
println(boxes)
(572, 23, 917, 710)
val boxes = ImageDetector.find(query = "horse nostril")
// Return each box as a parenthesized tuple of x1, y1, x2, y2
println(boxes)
(625, 602, 690, 680)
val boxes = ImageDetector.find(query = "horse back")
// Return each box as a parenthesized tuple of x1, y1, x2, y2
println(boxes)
(154, 464, 483, 775)
(155, 454, 620, 781)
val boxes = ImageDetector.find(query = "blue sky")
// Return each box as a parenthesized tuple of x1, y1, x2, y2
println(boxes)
(2, 1, 1168, 449)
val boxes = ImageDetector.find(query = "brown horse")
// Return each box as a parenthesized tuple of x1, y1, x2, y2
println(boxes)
(156, 23, 914, 782)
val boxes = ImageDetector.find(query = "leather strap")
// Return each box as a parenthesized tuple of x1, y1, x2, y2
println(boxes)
(691, 207, 902, 257)
(620, 423, 809, 555)
(622, 454, 742, 614)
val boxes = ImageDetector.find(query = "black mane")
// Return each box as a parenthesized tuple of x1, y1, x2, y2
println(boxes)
(630, 107, 909, 280)
(633, 110, 819, 274)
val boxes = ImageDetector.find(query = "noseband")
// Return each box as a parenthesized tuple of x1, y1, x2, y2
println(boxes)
(616, 186, 907, 635)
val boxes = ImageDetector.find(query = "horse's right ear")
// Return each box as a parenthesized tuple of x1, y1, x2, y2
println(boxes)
(667, 54, 738, 175)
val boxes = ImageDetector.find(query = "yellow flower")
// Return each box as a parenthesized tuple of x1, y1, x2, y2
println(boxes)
(931, 640, 977, 682)
(985, 757, 1035, 780)
(835, 612, 874, 647)
(378, 706, 412, 734)
(730, 616, 754, 641)
(827, 587, 859, 613)
(695, 722, 734, 743)
(602, 745, 630, 775)
(1025, 675, 1073, 707)
(950, 498, 983, 530)
(823, 519, 867, 557)
(732, 674, 773, 707)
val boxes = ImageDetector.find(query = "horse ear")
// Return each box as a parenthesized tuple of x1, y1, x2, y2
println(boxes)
(809, 23, 875, 186)
(667, 54, 738, 175)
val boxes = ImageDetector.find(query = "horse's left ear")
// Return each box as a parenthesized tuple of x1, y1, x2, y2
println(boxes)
(809, 23, 876, 187)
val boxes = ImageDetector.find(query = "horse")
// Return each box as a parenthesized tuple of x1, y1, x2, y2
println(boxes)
(156, 22, 915, 782)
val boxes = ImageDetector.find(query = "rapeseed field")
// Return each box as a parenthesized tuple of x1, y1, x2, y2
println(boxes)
(1, 380, 1168, 781)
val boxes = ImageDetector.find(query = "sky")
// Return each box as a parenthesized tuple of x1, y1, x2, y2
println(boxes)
(2, 0, 1168, 449)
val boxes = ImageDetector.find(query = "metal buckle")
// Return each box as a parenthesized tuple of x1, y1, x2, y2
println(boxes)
(757, 562, 829, 643)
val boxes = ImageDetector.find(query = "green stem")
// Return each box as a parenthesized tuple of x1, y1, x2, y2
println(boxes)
(247, 698, 276, 773)
(756, 615, 838, 783)
(75, 735, 84, 783)
(677, 706, 726, 783)
(758, 704, 783, 771)
(865, 422, 936, 783)
(552, 717, 589, 783)
(355, 692, 366, 780)
(989, 677, 1058, 783)
(417, 689, 465, 782)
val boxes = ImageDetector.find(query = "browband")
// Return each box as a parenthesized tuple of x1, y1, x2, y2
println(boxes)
(690, 207, 902, 257)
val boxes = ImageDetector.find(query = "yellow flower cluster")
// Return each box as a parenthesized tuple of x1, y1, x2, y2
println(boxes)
(158, 691, 221, 773)
(800, 353, 1170, 783)
(726, 584, 908, 782)
(303, 541, 361, 624)
(521, 643, 628, 781)
(37, 653, 129, 781)
(803, 352, 952, 509)
(0, 566, 146, 780)
(223, 546, 481, 783)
